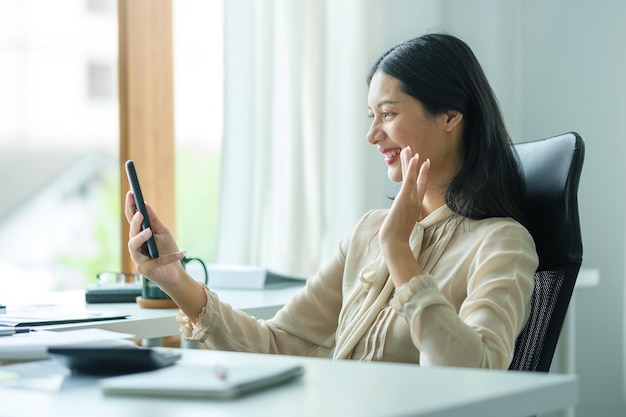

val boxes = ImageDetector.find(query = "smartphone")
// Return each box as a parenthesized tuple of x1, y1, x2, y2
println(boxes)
(125, 160, 159, 259)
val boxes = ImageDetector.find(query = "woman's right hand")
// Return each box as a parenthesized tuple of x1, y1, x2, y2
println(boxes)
(124, 191, 186, 290)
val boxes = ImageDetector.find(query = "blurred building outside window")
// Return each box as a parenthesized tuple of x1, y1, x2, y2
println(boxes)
(0, 0, 222, 301)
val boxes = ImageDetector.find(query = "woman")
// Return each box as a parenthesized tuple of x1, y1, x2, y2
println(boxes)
(126, 33, 537, 369)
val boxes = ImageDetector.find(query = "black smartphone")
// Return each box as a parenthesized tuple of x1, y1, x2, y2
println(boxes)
(125, 160, 159, 259)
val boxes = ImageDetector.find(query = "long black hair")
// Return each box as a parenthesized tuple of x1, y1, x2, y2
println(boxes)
(367, 33, 526, 225)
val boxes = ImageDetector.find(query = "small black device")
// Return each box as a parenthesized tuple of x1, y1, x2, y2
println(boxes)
(125, 160, 159, 259)
(84, 283, 143, 303)
(48, 346, 181, 375)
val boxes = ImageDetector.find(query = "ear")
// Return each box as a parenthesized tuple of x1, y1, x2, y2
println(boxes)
(444, 110, 464, 132)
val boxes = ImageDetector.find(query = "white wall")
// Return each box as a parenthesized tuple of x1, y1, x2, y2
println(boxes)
(518, 3, 626, 417)
(382, 1, 625, 416)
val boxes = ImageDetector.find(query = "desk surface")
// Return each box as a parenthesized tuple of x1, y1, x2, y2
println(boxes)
(6, 284, 305, 339)
(0, 349, 577, 417)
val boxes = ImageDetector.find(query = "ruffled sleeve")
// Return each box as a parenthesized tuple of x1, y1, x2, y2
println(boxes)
(174, 239, 348, 355)
(390, 274, 454, 312)
(176, 284, 217, 342)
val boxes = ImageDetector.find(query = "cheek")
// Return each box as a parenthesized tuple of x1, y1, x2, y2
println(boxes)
(403, 126, 437, 156)
(389, 123, 424, 149)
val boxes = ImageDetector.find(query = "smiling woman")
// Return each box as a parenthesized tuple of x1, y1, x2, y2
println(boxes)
(123, 32, 538, 372)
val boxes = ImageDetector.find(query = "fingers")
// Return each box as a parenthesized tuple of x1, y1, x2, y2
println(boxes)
(128, 210, 144, 239)
(144, 202, 166, 232)
(416, 158, 430, 201)
(128, 230, 184, 278)
(150, 251, 186, 269)
(124, 191, 137, 223)
(398, 147, 430, 205)
(400, 147, 420, 186)
(126, 191, 166, 235)
(128, 226, 152, 260)
(400, 147, 414, 181)
(401, 147, 429, 181)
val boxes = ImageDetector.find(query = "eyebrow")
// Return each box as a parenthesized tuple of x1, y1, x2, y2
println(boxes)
(376, 100, 401, 107)
(368, 100, 402, 111)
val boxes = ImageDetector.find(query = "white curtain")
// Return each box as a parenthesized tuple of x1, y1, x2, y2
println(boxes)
(217, 0, 388, 277)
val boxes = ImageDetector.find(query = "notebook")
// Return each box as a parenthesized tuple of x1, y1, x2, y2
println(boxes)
(100, 363, 305, 399)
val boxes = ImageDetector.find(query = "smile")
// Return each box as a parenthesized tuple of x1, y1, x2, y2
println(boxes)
(379, 147, 402, 165)
(383, 149, 401, 158)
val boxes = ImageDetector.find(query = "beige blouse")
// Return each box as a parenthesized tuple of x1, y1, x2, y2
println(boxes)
(178, 205, 538, 369)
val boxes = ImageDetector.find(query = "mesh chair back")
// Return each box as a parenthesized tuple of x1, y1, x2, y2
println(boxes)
(508, 132, 585, 372)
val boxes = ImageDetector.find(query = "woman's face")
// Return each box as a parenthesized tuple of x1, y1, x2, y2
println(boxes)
(366, 71, 463, 184)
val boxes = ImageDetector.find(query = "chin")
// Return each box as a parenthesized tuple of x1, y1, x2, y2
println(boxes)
(387, 168, 402, 183)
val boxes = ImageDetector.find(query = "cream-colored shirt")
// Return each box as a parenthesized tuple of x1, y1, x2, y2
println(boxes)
(178, 205, 538, 369)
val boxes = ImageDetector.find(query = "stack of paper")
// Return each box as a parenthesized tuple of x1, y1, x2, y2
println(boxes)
(0, 304, 128, 326)
(0, 329, 136, 362)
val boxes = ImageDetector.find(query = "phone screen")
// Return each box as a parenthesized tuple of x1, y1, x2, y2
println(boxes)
(125, 160, 159, 259)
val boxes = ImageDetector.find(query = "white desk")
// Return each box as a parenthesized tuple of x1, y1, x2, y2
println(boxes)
(12, 283, 305, 340)
(0, 348, 578, 417)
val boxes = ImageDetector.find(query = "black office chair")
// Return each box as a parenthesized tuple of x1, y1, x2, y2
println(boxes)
(508, 132, 585, 373)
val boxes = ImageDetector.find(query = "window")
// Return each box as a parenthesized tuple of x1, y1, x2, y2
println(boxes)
(0, 0, 120, 300)
(86, 0, 114, 13)
(173, 0, 223, 264)
(0, 0, 223, 299)
(0, 0, 222, 302)
(87, 61, 115, 100)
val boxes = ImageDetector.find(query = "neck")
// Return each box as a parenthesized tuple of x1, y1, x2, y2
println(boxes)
(422, 151, 462, 218)
(421, 191, 447, 219)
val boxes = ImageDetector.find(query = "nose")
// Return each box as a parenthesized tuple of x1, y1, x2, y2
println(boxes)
(366, 118, 381, 145)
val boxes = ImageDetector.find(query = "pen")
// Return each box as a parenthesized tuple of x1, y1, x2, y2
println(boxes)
(0, 328, 34, 337)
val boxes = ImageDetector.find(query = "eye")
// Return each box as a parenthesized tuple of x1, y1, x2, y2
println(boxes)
(367, 112, 374, 119)
(382, 111, 394, 119)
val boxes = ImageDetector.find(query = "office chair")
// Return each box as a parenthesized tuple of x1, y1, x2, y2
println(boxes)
(508, 132, 585, 373)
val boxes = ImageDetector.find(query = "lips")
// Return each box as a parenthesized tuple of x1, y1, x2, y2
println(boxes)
(379, 147, 401, 165)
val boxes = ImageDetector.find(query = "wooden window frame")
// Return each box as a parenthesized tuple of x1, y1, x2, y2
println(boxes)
(118, 0, 175, 272)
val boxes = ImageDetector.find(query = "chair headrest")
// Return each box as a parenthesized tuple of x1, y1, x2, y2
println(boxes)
(513, 132, 585, 269)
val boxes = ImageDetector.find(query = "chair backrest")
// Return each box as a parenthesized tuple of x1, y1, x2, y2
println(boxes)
(508, 132, 585, 372)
